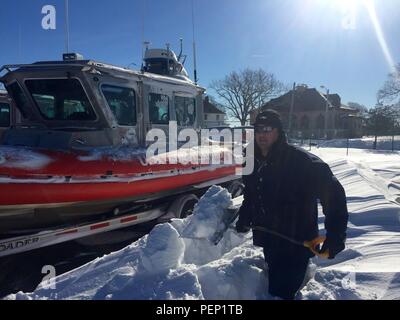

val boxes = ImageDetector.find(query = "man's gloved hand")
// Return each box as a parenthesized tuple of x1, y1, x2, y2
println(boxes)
(235, 223, 251, 234)
(319, 236, 345, 259)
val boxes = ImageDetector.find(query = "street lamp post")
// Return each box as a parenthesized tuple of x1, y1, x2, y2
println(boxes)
(288, 82, 296, 139)
(320, 86, 330, 139)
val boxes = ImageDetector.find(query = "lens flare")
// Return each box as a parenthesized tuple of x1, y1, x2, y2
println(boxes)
(363, 0, 397, 76)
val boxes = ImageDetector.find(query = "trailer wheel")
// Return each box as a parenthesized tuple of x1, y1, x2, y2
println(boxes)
(227, 180, 244, 198)
(168, 194, 199, 219)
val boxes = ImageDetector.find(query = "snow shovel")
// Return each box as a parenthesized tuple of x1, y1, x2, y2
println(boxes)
(209, 206, 242, 245)
(212, 207, 329, 259)
(251, 226, 329, 259)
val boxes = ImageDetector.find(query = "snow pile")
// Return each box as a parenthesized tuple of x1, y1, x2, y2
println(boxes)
(0, 146, 53, 169)
(77, 146, 147, 162)
(181, 185, 233, 240)
(5, 146, 400, 300)
(6, 185, 262, 300)
(140, 223, 185, 274)
(179, 186, 245, 265)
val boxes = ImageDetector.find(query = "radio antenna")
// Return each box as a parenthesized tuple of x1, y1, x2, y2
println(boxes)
(64, 0, 70, 52)
(191, 0, 198, 84)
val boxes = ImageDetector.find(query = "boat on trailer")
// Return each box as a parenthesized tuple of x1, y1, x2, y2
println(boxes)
(0, 46, 241, 235)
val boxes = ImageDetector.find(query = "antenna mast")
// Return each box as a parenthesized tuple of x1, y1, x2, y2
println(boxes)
(191, 0, 198, 84)
(141, 0, 146, 63)
(65, 0, 70, 52)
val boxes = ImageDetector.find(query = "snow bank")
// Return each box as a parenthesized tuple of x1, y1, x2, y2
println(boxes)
(6, 185, 262, 300)
(315, 136, 400, 151)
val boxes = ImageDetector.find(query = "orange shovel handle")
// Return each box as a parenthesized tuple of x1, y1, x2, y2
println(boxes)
(303, 236, 329, 259)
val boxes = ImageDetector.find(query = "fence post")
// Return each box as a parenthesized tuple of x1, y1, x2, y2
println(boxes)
(392, 134, 395, 152)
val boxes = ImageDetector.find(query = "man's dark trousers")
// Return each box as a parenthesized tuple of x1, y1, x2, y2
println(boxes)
(263, 247, 311, 300)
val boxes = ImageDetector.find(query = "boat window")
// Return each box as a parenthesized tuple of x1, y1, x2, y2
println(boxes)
(0, 102, 10, 127)
(175, 96, 196, 126)
(145, 58, 168, 75)
(102, 85, 136, 126)
(149, 93, 169, 124)
(6, 82, 30, 119)
(25, 79, 96, 121)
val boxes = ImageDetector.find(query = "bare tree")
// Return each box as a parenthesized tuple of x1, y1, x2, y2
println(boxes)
(210, 69, 284, 125)
(378, 64, 400, 104)
(366, 104, 400, 148)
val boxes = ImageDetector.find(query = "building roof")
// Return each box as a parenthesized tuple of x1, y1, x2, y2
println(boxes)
(262, 87, 344, 113)
(203, 97, 226, 114)
(339, 104, 358, 112)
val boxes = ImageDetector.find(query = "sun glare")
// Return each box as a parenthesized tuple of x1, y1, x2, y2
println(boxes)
(336, 0, 358, 11)
(332, 0, 397, 75)
(363, 0, 397, 75)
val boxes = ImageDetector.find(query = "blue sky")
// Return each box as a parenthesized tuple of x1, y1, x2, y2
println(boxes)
(1, 0, 399, 109)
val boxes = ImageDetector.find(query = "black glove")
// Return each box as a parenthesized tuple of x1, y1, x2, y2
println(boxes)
(235, 223, 251, 234)
(319, 236, 345, 259)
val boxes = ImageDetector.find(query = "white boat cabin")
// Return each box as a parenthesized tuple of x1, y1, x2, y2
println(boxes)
(0, 49, 205, 150)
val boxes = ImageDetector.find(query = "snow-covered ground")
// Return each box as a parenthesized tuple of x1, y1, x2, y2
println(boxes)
(316, 135, 400, 151)
(5, 145, 400, 300)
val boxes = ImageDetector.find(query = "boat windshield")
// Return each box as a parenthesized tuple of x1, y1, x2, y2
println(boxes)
(145, 58, 174, 76)
(25, 78, 96, 121)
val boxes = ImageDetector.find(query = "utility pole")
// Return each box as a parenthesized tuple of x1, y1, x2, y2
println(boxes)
(325, 89, 330, 139)
(288, 82, 296, 138)
(321, 85, 330, 139)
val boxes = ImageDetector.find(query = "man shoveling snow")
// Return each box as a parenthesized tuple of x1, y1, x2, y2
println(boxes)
(234, 110, 349, 300)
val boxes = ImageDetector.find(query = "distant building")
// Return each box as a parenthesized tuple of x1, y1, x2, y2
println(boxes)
(250, 85, 363, 139)
(203, 96, 227, 128)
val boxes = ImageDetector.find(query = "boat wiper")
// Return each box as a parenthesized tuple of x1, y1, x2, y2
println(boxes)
(51, 126, 99, 132)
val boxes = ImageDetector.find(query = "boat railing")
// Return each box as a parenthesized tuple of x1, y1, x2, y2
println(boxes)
(0, 63, 90, 77)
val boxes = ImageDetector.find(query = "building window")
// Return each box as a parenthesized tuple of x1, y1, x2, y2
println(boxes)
(316, 114, 325, 129)
(291, 115, 297, 129)
(148, 93, 169, 124)
(204, 114, 208, 120)
(216, 115, 220, 121)
(300, 115, 309, 129)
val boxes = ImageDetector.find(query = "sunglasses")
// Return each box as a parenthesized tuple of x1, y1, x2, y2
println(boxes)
(255, 126, 275, 133)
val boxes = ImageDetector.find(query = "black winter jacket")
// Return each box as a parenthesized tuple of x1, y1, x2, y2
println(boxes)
(237, 137, 349, 256)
